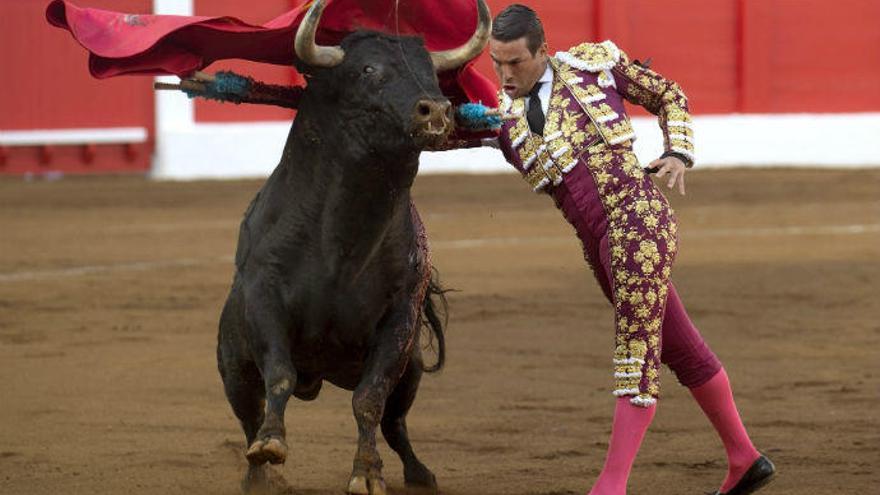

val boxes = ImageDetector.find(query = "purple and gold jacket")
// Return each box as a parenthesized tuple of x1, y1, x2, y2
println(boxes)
(492, 41, 696, 406)
(498, 40, 695, 193)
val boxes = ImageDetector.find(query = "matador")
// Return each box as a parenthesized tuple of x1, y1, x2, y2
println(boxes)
(475, 5, 777, 495)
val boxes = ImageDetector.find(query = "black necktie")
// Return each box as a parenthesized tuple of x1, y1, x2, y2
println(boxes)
(527, 82, 545, 136)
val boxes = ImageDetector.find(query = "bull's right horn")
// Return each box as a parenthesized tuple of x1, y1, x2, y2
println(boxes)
(294, 0, 345, 68)
(430, 0, 492, 72)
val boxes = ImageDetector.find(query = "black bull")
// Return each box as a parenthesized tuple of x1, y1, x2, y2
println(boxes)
(216, 1, 490, 493)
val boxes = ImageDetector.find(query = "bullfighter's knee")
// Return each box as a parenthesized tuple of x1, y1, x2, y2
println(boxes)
(666, 350, 723, 388)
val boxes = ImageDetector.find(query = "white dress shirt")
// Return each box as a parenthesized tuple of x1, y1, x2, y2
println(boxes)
(524, 63, 554, 117)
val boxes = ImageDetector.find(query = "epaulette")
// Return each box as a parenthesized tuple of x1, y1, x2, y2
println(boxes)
(554, 40, 621, 73)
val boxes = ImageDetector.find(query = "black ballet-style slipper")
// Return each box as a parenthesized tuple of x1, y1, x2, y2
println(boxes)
(709, 454, 776, 495)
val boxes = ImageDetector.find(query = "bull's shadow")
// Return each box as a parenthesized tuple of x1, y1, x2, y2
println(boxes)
(216, 1, 491, 494)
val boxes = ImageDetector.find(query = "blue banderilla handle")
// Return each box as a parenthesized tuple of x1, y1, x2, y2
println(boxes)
(455, 102, 502, 130)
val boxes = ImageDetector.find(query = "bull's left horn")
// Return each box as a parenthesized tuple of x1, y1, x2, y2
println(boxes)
(294, 0, 345, 68)
(430, 0, 491, 72)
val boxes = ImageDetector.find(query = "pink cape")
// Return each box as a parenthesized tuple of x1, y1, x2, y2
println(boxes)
(46, 0, 498, 108)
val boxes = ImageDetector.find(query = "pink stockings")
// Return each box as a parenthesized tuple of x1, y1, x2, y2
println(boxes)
(690, 368, 761, 492)
(588, 398, 656, 495)
(588, 370, 760, 495)
(551, 171, 759, 493)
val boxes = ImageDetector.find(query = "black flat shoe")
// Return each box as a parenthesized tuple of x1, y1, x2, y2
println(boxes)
(710, 454, 776, 495)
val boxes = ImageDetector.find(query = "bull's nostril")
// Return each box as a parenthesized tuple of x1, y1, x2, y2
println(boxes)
(418, 104, 432, 117)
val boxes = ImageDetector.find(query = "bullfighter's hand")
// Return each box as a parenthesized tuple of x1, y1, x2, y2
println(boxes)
(649, 156, 687, 196)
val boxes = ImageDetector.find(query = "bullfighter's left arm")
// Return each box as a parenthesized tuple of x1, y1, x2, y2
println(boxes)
(611, 49, 695, 167)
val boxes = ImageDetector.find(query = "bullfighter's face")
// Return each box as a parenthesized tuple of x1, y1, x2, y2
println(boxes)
(489, 36, 548, 99)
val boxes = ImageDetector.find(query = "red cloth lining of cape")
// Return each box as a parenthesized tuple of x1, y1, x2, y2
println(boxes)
(46, 0, 499, 114)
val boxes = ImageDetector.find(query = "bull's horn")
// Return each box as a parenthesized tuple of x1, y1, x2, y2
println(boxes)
(294, 0, 345, 68)
(430, 0, 492, 72)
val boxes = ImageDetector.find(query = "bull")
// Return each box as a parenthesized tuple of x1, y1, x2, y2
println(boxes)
(216, 1, 491, 493)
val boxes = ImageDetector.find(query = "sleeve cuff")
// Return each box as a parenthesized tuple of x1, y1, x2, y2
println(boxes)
(660, 150, 694, 168)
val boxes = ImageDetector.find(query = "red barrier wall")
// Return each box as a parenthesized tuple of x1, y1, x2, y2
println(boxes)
(0, 0, 154, 174)
(473, 0, 880, 115)
(740, 0, 880, 113)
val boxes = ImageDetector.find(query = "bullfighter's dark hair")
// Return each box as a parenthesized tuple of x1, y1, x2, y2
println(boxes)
(491, 4, 545, 55)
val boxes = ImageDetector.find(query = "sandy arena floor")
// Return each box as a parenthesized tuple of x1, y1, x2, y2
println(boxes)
(0, 169, 878, 494)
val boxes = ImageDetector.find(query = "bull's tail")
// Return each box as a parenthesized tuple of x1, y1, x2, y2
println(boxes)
(421, 268, 448, 373)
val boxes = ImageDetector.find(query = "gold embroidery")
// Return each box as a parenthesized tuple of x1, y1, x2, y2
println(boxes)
(593, 103, 617, 121)
(560, 110, 579, 137)
(579, 147, 678, 407)
(612, 49, 695, 163)
(545, 111, 563, 136)
(550, 58, 635, 147)
(567, 40, 620, 71)
(505, 65, 603, 191)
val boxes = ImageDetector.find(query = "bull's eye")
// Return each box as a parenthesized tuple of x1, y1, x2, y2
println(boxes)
(363, 65, 375, 74)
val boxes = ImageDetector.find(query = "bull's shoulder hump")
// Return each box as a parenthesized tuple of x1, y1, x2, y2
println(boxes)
(554, 40, 622, 72)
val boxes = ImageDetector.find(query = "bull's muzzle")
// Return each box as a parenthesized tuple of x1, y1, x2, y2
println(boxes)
(412, 99, 452, 146)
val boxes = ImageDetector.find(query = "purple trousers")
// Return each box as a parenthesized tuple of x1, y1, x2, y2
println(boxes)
(552, 148, 722, 395)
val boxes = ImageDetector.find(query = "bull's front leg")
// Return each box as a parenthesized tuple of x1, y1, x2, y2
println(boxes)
(243, 285, 297, 468)
(348, 301, 417, 495)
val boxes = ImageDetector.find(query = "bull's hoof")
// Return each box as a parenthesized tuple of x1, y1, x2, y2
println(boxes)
(246, 437, 288, 466)
(347, 476, 369, 495)
(347, 475, 387, 495)
(404, 462, 437, 492)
